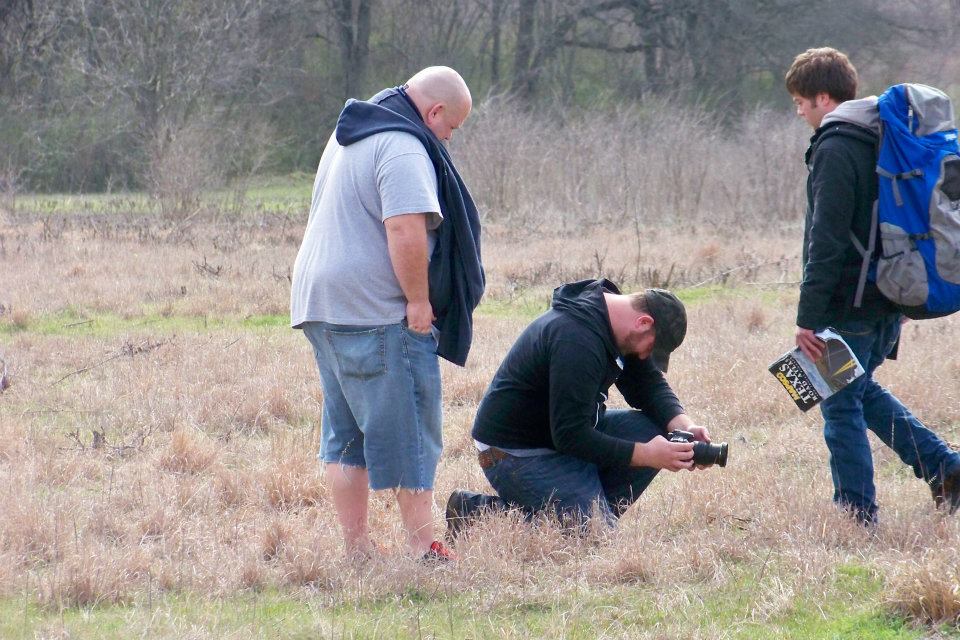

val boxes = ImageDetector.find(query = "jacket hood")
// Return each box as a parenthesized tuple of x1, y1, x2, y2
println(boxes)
(821, 96, 880, 135)
(335, 87, 433, 147)
(551, 279, 619, 358)
(808, 97, 879, 165)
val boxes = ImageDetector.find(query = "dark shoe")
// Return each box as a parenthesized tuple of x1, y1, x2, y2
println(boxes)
(445, 490, 506, 540)
(851, 507, 879, 528)
(445, 490, 474, 540)
(931, 465, 960, 515)
(422, 540, 457, 563)
(837, 501, 878, 528)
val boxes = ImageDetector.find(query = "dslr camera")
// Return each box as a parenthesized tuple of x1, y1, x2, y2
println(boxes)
(667, 430, 728, 467)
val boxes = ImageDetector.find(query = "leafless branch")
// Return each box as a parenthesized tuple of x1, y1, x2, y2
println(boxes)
(686, 260, 787, 290)
(60, 424, 153, 458)
(192, 256, 223, 278)
(0, 355, 9, 392)
(52, 338, 167, 386)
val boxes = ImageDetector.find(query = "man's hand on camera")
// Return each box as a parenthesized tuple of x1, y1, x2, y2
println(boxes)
(685, 424, 711, 443)
(682, 424, 712, 470)
(631, 435, 694, 472)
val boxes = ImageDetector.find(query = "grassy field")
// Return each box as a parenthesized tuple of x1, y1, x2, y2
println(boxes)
(2, 202, 960, 639)
(7, 173, 316, 218)
(0, 568, 948, 639)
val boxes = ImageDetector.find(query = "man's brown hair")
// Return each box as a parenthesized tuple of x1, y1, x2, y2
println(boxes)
(784, 47, 858, 102)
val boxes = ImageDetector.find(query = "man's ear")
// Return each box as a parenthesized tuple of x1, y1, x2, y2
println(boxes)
(636, 314, 654, 331)
(815, 92, 831, 108)
(426, 103, 444, 124)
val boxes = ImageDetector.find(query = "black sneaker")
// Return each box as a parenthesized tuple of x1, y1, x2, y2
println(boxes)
(445, 490, 505, 540)
(931, 465, 960, 515)
(445, 490, 476, 540)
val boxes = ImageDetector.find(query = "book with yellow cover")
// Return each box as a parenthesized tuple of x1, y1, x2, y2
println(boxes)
(768, 329, 865, 412)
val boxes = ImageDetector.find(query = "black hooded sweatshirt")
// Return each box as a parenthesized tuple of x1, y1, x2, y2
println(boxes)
(471, 279, 685, 468)
(800, 122, 897, 329)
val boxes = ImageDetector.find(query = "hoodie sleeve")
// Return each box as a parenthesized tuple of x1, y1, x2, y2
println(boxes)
(548, 339, 636, 467)
(615, 356, 684, 428)
(798, 141, 858, 329)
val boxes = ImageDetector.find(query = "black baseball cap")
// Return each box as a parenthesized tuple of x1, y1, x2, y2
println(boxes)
(644, 288, 687, 372)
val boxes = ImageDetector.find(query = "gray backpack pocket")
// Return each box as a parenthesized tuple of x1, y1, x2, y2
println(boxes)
(876, 222, 929, 306)
(931, 155, 960, 283)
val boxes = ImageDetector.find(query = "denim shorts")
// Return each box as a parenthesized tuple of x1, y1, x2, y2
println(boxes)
(302, 321, 443, 491)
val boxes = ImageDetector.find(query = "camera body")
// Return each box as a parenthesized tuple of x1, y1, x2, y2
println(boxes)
(666, 430, 728, 467)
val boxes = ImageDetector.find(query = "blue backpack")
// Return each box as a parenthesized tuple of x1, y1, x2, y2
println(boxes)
(853, 84, 960, 319)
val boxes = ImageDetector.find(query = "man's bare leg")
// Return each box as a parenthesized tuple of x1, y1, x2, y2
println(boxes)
(396, 488, 435, 554)
(326, 463, 372, 554)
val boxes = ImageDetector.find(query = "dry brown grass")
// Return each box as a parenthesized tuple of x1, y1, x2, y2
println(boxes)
(262, 450, 327, 511)
(9, 307, 30, 330)
(1, 213, 959, 633)
(887, 551, 960, 626)
(158, 427, 217, 474)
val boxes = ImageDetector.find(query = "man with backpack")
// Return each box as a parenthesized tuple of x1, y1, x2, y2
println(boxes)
(785, 47, 960, 524)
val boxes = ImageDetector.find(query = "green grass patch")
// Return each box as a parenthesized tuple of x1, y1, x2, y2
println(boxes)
(0, 275, 794, 348)
(676, 282, 787, 307)
(238, 172, 313, 205)
(14, 192, 155, 216)
(476, 283, 784, 323)
(0, 309, 289, 338)
(2, 563, 955, 639)
(2, 282, 789, 339)
(12, 173, 313, 217)
(476, 295, 551, 321)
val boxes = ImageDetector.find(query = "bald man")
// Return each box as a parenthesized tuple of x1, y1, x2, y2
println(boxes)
(291, 67, 484, 562)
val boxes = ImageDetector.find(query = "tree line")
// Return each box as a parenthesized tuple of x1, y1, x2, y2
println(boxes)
(1, 0, 957, 199)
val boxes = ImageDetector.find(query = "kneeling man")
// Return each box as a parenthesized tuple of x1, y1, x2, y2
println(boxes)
(448, 279, 713, 532)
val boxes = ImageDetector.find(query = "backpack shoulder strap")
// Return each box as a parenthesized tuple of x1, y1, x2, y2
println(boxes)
(849, 122, 882, 309)
(851, 200, 879, 308)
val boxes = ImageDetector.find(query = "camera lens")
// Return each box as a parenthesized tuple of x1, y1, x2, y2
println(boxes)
(692, 441, 728, 467)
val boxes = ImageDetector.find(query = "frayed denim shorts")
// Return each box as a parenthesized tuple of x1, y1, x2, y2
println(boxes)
(302, 321, 442, 491)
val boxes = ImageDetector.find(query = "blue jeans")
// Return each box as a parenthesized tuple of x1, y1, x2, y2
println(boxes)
(821, 316, 960, 520)
(302, 321, 443, 491)
(482, 409, 662, 527)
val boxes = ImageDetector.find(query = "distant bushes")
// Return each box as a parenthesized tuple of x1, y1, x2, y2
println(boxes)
(454, 99, 809, 232)
(4, 93, 810, 229)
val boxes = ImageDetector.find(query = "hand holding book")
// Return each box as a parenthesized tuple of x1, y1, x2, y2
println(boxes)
(768, 329, 865, 412)
(795, 327, 825, 361)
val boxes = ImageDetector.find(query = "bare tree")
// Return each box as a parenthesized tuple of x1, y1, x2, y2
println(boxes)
(371, 0, 488, 92)
(329, 0, 374, 99)
(71, 0, 282, 207)
(76, 0, 271, 141)
(489, 0, 504, 90)
(0, 0, 68, 99)
(6, 0, 958, 197)
(0, 0, 77, 195)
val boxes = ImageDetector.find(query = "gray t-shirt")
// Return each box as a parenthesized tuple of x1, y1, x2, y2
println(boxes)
(291, 131, 441, 327)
